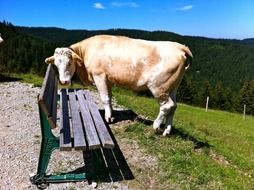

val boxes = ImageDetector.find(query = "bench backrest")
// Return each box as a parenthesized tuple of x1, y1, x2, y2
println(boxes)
(38, 64, 58, 128)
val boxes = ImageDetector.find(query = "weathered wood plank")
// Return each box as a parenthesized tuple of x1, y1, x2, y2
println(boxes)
(47, 76, 58, 128)
(68, 90, 87, 150)
(83, 90, 114, 149)
(59, 89, 72, 151)
(76, 90, 101, 150)
(38, 64, 56, 118)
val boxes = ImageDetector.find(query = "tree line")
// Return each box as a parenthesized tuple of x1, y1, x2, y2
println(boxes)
(0, 21, 254, 115)
(0, 21, 55, 75)
(177, 76, 254, 115)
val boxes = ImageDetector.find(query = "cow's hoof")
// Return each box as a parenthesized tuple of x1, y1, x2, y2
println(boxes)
(153, 124, 163, 135)
(105, 117, 114, 123)
(162, 126, 172, 136)
(153, 120, 161, 131)
(90, 182, 97, 189)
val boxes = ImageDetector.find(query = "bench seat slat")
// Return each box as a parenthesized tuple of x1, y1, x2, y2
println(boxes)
(83, 90, 114, 149)
(76, 90, 101, 149)
(60, 89, 72, 151)
(68, 90, 87, 150)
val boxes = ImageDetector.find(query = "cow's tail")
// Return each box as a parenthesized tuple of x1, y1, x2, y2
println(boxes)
(183, 46, 193, 70)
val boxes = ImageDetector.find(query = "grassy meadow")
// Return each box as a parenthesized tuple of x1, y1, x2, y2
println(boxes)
(113, 87, 254, 189)
(3, 73, 254, 189)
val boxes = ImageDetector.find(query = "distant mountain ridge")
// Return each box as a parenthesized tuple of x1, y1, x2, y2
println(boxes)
(16, 26, 254, 48)
(241, 38, 254, 47)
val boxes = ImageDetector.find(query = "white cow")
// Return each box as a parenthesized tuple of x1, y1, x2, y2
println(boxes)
(0, 34, 3, 43)
(45, 35, 193, 136)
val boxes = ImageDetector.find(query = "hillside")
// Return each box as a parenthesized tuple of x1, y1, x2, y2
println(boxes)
(0, 22, 55, 75)
(15, 24, 254, 92)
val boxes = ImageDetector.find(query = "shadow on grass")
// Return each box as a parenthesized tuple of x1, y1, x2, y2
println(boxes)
(107, 108, 211, 150)
(0, 74, 21, 82)
(171, 127, 211, 149)
(100, 109, 154, 125)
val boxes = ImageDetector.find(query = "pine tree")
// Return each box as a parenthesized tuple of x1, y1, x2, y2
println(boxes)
(198, 80, 214, 108)
(213, 82, 232, 110)
(237, 80, 254, 115)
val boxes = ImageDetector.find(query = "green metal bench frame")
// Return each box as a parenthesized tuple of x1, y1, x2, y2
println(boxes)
(30, 65, 114, 189)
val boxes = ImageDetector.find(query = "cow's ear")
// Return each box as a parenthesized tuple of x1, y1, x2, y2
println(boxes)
(72, 52, 83, 67)
(45, 56, 55, 64)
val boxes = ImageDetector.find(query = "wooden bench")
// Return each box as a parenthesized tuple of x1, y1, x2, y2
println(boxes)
(30, 64, 115, 189)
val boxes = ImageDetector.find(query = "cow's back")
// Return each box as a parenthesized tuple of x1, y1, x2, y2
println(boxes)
(80, 35, 188, 91)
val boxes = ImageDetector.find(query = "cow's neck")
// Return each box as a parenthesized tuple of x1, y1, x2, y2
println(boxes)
(70, 42, 92, 85)
(70, 43, 83, 58)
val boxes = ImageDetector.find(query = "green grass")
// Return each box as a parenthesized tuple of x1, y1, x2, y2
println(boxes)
(112, 87, 254, 189)
(1, 72, 44, 87)
(1, 72, 86, 89)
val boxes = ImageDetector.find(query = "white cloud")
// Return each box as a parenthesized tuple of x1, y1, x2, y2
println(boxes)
(112, 2, 139, 8)
(93, 2, 106, 9)
(180, 5, 193, 11)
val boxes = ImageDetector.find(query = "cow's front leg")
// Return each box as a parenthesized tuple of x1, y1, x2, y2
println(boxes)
(93, 74, 113, 123)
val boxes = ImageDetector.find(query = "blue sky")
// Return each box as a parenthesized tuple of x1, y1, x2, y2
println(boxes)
(0, 0, 254, 39)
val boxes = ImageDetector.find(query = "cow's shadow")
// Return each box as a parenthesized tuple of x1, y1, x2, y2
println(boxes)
(170, 127, 211, 149)
(104, 109, 211, 150)
(100, 109, 154, 125)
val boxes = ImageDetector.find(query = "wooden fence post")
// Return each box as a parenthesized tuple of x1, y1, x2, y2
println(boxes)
(205, 96, 209, 112)
(243, 104, 246, 120)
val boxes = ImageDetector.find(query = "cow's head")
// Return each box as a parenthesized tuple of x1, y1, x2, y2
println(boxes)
(45, 47, 83, 85)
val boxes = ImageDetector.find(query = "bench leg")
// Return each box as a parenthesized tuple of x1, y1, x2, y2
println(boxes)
(31, 108, 60, 188)
(32, 107, 105, 188)
(31, 108, 89, 188)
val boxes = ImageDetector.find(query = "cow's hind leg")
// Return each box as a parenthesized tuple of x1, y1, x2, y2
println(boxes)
(163, 91, 177, 136)
(153, 93, 176, 133)
(93, 74, 113, 123)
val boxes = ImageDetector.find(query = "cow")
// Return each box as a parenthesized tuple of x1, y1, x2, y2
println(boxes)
(45, 35, 193, 136)
(0, 34, 3, 43)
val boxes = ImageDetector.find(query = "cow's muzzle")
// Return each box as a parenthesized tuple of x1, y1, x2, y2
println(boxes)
(59, 80, 70, 85)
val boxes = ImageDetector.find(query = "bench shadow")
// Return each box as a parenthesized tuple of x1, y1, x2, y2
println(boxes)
(100, 109, 154, 125)
(86, 109, 154, 183)
(0, 74, 21, 82)
(89, 118, 135, 183)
